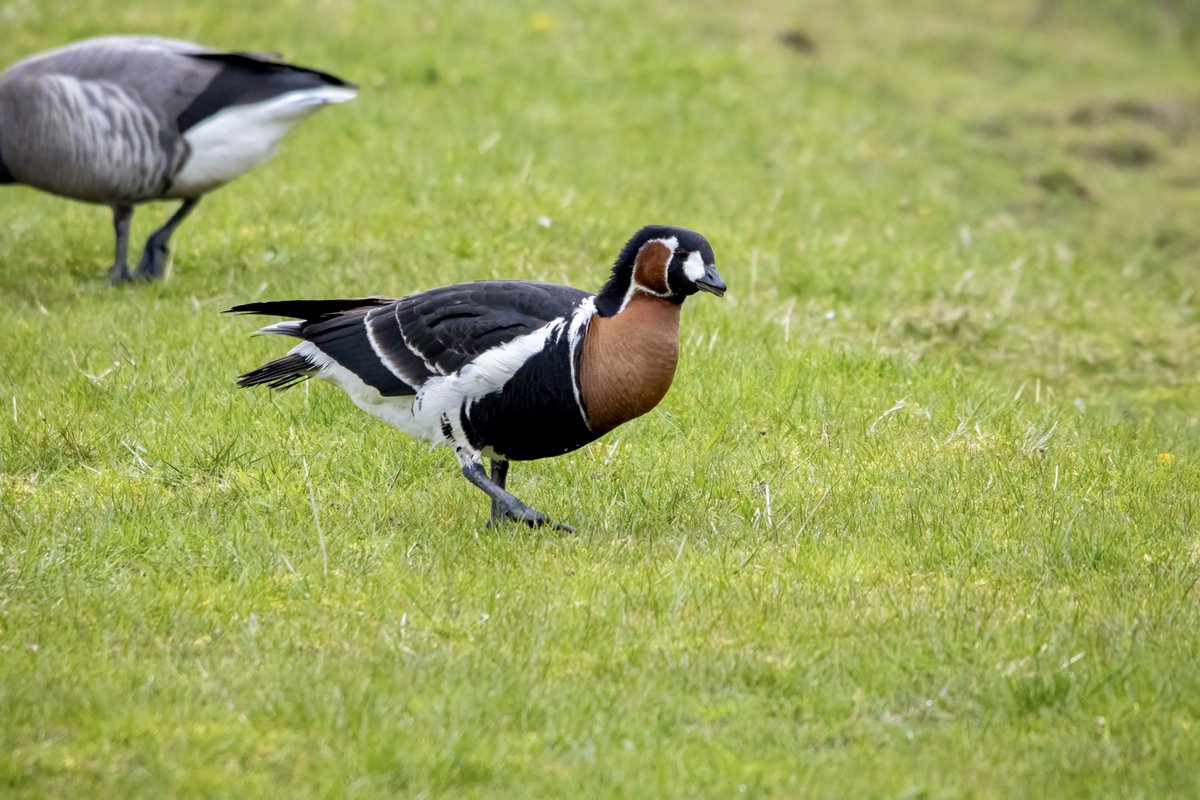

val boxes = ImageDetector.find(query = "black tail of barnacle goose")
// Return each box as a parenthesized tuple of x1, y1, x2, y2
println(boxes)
(0, 35, 356, 283)
(228, 225, 727, 531)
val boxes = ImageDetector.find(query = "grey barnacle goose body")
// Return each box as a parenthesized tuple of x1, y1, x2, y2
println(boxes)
(229, 225, 727, 530)
(0, 36, 356, 282)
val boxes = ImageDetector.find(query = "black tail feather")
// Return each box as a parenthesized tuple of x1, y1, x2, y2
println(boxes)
(226, 297, 393, 322)
(190, 52, 358, 89)
(176, 56, 358, 134)
(237, 352, 316, 391)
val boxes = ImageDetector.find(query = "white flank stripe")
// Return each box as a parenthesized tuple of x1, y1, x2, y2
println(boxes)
(418, 319, 563, 446)
(441, 319, 564, 403)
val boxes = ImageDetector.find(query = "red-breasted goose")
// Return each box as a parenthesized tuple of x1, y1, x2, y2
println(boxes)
(229, 225, 727, 531)
(0, 36, 355, 282)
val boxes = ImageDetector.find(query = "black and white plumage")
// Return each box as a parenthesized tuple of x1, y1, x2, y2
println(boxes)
(230, 225, 727, 530)
(0, 35, 356, 282)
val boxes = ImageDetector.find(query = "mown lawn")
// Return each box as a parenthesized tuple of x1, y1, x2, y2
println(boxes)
(2, 0, 1199, 796)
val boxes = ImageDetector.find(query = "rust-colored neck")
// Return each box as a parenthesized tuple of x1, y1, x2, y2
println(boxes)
(579, 292, 680, 435)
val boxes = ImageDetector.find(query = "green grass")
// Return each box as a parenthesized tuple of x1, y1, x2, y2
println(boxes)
(2, 0, 1200, 796)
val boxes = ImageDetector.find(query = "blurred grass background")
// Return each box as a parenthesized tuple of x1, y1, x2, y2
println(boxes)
(1, 0, 1198, 796)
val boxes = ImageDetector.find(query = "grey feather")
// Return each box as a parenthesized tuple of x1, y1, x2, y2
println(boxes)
(0, 35, 356, 282)
(0, 37, 218, 201)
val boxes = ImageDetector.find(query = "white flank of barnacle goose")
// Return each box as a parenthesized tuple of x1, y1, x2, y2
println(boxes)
(0, 35, 356, 282)
(228, 225, 728, 531)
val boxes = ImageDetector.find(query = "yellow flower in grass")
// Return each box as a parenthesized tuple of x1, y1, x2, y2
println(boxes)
(530, 13, 556, 32)
(1158, 452, 1175, 465)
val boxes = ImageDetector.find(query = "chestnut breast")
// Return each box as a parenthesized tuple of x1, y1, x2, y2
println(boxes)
(578, 293, 681, 436)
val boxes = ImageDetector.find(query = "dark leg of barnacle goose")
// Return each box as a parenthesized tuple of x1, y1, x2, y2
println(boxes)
(486, 458, 510, 528)
(462, 461, 574, 533)
(137, 198, 200, 280)
(109, 204, 134, 284)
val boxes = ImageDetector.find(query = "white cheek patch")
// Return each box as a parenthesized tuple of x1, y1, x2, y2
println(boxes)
(683, 250, 706, 282)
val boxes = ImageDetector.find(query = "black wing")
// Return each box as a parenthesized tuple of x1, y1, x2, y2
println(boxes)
(387, 281, 590, 376)
(229, 281, 591, 397)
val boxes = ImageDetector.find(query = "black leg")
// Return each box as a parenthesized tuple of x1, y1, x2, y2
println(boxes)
(137, 197, 200, 280)
(462, 462, 572, 532)
(488, 458, 509, 527)
(109, 204, 134, 284)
